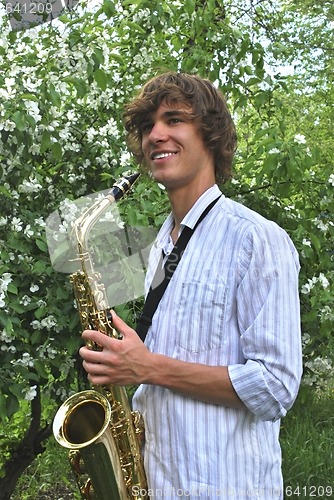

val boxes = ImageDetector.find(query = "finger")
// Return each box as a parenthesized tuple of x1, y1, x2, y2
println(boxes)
(87, 373, 116, 386)
(79, 345, 105, 363)
(82, 329, 110, 347)
(110, 310, 140, 342)
(82, 359, 106, 375)
(110, 310, 130, 333)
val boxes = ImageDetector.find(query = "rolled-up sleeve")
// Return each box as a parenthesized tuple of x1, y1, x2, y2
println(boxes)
(228, 223, 303, 421)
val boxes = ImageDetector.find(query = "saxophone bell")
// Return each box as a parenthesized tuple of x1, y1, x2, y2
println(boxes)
(53, 390, 127, 500)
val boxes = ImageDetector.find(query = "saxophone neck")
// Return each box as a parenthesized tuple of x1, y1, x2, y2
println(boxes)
(73, 172, 140, 253)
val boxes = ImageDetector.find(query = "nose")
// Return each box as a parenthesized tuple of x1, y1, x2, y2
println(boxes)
(147, 121, 168, 143)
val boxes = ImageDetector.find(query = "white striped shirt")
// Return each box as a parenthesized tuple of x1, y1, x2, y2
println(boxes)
(133, 185, 302, 499)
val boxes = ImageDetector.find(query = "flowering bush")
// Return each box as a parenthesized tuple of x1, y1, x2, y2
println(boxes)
(0, 0, 333, 493)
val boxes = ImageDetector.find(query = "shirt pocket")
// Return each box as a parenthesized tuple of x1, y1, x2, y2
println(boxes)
(175, 281, 228, 353)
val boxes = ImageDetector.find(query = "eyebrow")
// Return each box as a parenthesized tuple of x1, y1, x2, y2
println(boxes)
(162, 110, 191, 118)
(140, 109, 193, 132)
(147, 109, 192, 123)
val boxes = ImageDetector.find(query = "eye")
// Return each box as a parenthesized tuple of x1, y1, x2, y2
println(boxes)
(168, 117, 182, 125)
(141, 121, 153, 134)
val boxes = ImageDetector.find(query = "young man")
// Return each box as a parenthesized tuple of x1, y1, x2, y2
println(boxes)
(80, 72, 302, 499)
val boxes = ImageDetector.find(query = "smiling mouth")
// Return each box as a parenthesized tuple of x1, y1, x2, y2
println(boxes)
(151, 152, 177, 160)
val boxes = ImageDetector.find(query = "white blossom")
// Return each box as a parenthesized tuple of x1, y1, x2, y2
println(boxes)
(301, 332, 311, 349)
(28, 144, 41, 155)
(119, 151, 131, 167)
(19, 295, 32, 306)
(328, 174, 334, 186)
(0, 120, 16, 131)
(12, 352, 35, 367)
(5, 76, 15, 90)
(35, 217, 46, 228)
(30, 284, 40, 292)
(1, 344, 16, 353)
(319, 306, 334, 322)
(101, 117, 120, 138)
(31, 315, 59, 331)
(0, 273, 12, 293)
(86, 127, 98, 141)
(24, 225, 34, 238)
(304, 356, 332, 376)
(37, 339, 59, 360)
(294, 134, 306, 144)
(103, 210, 125, 229)
(301, 273, 330, 294)
(268, 147, 280, 154)
(24, 385, 37, 401)
(30, 320, 40, 330)
(0, 326, 13, 343)
(318, 272, 329, 289)
(24, 100, 41, 123)
(22, 76, 43, 92)
(315, 220, 328, 232)
(11, 217, 23, 232)
(302, 354, 334, 389)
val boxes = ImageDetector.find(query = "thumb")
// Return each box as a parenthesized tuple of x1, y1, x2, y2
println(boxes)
(110, 310, 133, 336)
(110, 310, 142, 343)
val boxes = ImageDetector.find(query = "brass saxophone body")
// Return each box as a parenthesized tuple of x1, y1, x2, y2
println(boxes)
(53, 173, 148, 500)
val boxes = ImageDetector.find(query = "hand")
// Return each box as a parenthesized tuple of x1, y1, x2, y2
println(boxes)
(79, 310, 151, 386)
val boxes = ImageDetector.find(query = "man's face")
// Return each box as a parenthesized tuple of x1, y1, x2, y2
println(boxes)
(141, 102, 215, 191)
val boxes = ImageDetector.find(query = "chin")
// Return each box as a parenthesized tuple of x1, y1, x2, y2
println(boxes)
(151, 169, 170, 186)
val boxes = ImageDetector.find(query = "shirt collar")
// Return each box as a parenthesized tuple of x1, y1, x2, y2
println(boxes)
(156, 185, 223, 249)
(181, 184, 222, 230)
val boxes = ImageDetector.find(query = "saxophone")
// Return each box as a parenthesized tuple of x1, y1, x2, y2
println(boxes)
(52, 173, 148, 500)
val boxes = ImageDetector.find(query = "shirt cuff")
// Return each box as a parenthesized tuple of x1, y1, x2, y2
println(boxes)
(228, 361, 288, 422)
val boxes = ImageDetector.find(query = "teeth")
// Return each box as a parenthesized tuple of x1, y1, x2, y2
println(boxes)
(153, 152, 175, 159)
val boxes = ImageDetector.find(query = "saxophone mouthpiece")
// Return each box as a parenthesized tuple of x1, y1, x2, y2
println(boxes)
(111, 172, 140, 201)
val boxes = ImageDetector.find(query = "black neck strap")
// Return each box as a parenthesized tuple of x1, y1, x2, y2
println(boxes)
(136, 195, 221, 341)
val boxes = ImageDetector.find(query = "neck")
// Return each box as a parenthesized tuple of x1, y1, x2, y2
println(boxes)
(168, 181, 215, 243)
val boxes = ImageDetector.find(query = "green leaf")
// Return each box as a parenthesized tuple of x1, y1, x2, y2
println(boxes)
(40, 130, 51, 153)
(126, 21, 146, 34)
(25, 114, 36, 130)
(93, 68, 108, 90)
(6, 394, 20, 420)
(34, 360, 49, 379)
(12, 111, 26, 132)
(9, 384, 23, 399)
(66, 335, 81, 355)
(93, 48, 105, 66)
(247, 77, 261, 86)
(36, 238, 48, 252)
(7, 283, 18, 294)
(184, 0, 195, 16)
(51, 142, 62, 161)
(63, 77, 88, 98)
(9, 302, 26, 314)
(0, 394, 7, 420)
(49, 84, 62, 107)
(109, 50, 124, 65)
(309, 233, 321, 253)
(102, 0, 116, 18)
(33, 260, 47, 274)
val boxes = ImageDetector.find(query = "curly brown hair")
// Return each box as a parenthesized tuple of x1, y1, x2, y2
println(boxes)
(123, 72, 237, 184)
